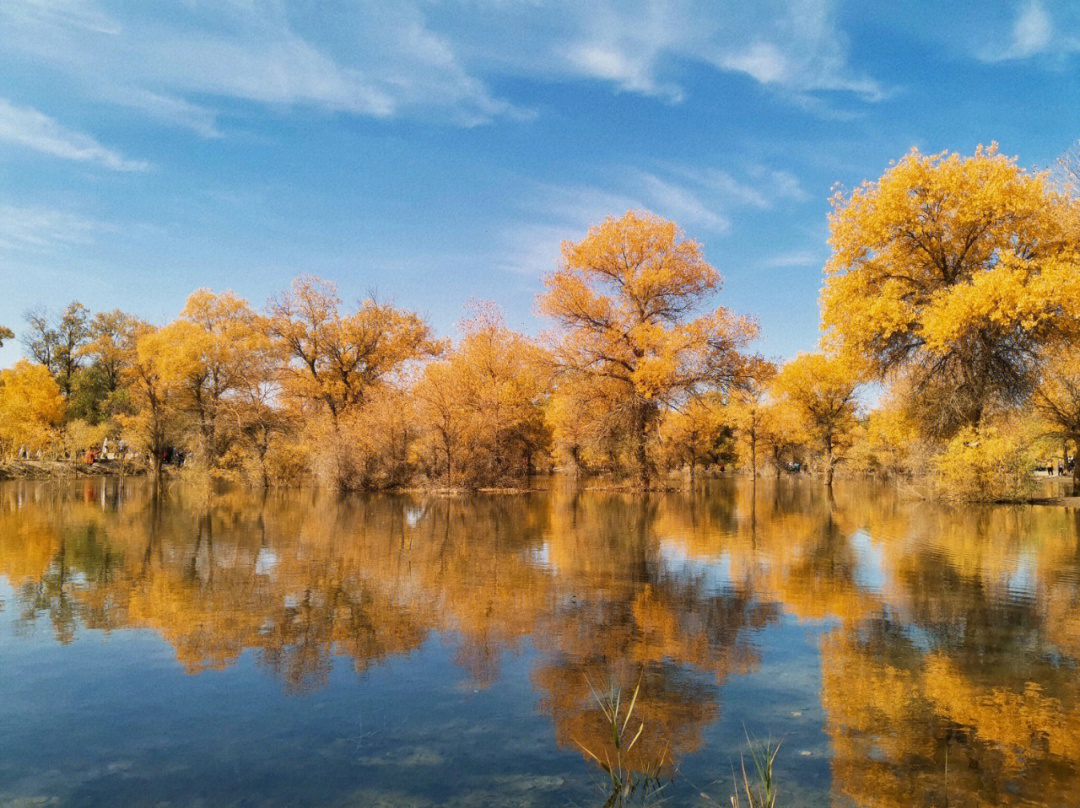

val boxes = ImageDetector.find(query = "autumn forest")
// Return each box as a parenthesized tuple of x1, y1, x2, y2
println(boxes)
(4, 146, 1080, 500)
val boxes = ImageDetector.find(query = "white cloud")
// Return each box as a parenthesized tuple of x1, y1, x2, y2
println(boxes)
(720, 42, 790, 85)
(0, 205, 113, 252)
(762, 249, 819, 268)
(766, 169, 810, 202)
(972, 0, 1080, 62)
(108, 89, 223, 139)
(495, 161, 809, 276)
(639, 173, 731, 233)
(0, 0, 884, 132)
(1009, 0, 1054, 57)
(0, 97, 150, 171)
(668, 163, 810, 210)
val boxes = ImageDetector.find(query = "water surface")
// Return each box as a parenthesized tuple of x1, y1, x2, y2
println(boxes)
(2, 478, 1079, 807)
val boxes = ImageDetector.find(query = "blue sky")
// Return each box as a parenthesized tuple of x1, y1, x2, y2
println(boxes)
(1, 0, 1078, 368)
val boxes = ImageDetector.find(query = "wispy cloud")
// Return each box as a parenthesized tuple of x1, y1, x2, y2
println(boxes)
(639, 173, 731, 233)
(0, 204, 114, 252)
(496, 160, 811, 276)
(0, 98, 150, 171)
(973, 0, 1080, 62)
(0, 0, 883, 133)
(456, 0, 885, 105)
(108, 89, 223, 140)
(761, 249, 820, 268)
(0, 0, 528, 132)
(1010, 0, 1055, 56)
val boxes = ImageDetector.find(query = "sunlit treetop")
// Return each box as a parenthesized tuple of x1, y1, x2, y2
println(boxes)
(539, 211, 758, 485)
(822, 145, 1080, 432)
(540, 210, 758, 402)
(267, 275, 443, 419)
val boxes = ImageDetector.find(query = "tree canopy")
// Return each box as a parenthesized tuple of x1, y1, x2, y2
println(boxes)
(540, 210, 757, 485)
(822, 146, 1080, 436)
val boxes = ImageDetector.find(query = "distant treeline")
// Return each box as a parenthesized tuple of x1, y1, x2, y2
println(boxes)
(2, 146, 1080, 498)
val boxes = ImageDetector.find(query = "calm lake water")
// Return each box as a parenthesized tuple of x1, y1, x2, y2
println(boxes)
(2, 478, 1079, 807)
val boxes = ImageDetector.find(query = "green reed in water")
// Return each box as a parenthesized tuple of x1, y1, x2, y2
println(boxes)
(692, 729, 782, 808)
(576, 675, 670, 807)
(727, 733, 781, 808)
(576, 677, 784, 808)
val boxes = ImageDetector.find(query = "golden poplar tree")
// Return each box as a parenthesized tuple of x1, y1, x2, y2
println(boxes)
(773, 353, 858, 486)
(414, 303, 550, 487)
(822, 146, 1080, 436)
(266, 275, 440, 421)
(0, 360, 65, 457)
(539, 211, 757, 487)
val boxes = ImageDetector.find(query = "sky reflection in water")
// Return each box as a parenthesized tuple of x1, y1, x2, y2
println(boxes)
(1, 478, 1079, 807)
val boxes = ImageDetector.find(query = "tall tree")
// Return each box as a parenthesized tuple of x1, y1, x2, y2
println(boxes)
(1033, 346, 1080, 484)
(23, 302, 92, 397)
(729, 359, 777, 479)
(121, 322, 178, 480)
(82, 310, 140, 395)
(413, 303, 550, 487)
(267, 276, 440, 420)
(773, 353, 858, 486)
(154, 289, 262, 468)
(822, 146, 1080, 437)
(68, 309, 140, 424)
(539, 211, 757, 486)
(0, 361, 65, 458)
(23, 307, 59, 375)
(0, 325, 13, 347)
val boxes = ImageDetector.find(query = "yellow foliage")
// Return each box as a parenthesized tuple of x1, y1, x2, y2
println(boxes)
(540, 211, 757, 485)
(267, 275, 441, 420)
(932, 422, 1038, 502)
(413, 302, 550, 487)
(0, 360, 65, 456)
(659, 395, 729, 476)
(1033, 345, 1080, 468)
(772, 352, 858, 484)
(823, 145, 1080, 436)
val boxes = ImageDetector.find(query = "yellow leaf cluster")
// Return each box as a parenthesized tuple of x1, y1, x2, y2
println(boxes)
(823, 145, 1080, 435)
(0, 360, 65, 456)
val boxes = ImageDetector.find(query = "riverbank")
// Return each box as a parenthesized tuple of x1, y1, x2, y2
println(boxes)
(0, 459, 137, 480)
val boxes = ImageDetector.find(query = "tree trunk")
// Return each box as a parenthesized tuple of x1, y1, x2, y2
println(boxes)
(634, 401, 650, 488)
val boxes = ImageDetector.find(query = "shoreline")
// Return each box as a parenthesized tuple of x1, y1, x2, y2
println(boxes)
(0, 459, 137, 480)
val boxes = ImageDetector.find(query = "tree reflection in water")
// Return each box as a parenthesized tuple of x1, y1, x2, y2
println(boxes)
(3, 478, 1080, 806)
